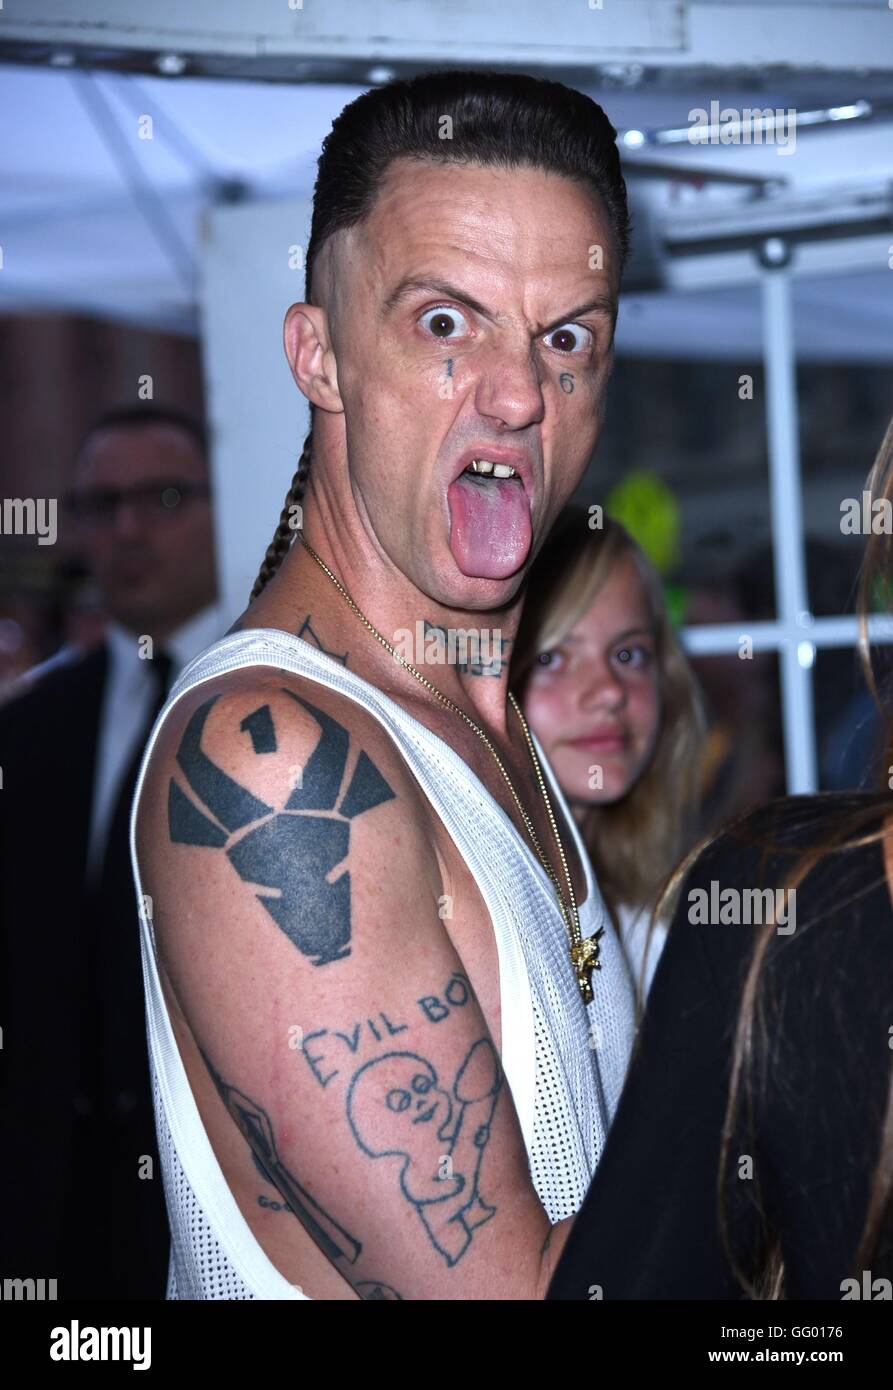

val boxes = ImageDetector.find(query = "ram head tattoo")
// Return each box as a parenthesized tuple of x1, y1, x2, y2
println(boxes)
(167, 690, 395, 966)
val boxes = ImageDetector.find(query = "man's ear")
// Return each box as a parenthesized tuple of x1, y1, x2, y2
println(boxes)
(283, 303, 343, 413)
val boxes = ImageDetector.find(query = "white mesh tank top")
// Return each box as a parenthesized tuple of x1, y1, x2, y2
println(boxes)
(130, 628, 636, 1300)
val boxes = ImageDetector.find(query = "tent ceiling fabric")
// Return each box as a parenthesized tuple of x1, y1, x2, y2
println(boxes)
(2, 0, 892, 75)
(1, 8, 891, 360)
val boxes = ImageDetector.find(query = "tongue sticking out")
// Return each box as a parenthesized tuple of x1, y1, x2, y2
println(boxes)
(446, 473, 533, 579)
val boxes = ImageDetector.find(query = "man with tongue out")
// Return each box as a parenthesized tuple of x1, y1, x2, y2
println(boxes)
(136, 71, 634, 1300)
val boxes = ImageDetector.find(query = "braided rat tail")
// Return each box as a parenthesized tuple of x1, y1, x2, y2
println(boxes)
(250, 423, 313, 601)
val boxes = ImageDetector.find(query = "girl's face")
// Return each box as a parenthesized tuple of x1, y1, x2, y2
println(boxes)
(521, 551, 662, 808)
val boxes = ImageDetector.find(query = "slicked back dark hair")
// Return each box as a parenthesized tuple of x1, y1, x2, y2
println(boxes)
(251, 68, 629, 600)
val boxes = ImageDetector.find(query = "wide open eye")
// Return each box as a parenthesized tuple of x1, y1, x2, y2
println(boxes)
(542, 323, 593, 354)
(615, 644, 652, 670)
(535, 648, 566, 674)
(386, 1088, 411, 1112)
(419, 305, 471, 339)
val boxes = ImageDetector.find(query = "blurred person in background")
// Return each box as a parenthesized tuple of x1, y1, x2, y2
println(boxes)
(0, 559, 119, 700)
(0, 403, 223, 1298)
(0, 611, 43, 698)
(683, 576, 785, 836)
(513, 507, 705, 997)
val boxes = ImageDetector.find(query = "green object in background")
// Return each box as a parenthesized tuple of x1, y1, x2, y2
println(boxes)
(606, 470, 681, 577)
(663, 583, 688, 630)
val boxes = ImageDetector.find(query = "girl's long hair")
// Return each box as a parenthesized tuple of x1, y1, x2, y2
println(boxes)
(649, 414, 893, 1297)
(512, 508, 706, 929)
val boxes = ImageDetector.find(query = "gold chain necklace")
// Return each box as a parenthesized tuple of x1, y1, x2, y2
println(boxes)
(298, 536, 604, 1003)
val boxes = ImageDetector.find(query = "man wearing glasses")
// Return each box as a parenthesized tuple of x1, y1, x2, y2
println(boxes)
(0, 404, 223, 1299)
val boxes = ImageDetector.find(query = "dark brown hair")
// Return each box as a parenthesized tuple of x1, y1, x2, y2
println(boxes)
(250, 68, 629, 601)
(79, 403, 207, 461)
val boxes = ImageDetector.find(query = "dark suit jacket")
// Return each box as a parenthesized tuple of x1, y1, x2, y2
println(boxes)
(0, 642, 169, 1297)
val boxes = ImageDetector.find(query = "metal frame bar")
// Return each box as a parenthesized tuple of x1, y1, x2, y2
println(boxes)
(762, 266, 816, 793)
(682, 616, 893, 657)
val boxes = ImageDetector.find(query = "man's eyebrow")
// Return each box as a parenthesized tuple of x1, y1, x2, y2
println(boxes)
(382, 277, 495, 319)
(381, 276, 617, 332)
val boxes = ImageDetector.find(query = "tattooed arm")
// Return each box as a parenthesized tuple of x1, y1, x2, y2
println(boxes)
(137, 671, 573, 1299)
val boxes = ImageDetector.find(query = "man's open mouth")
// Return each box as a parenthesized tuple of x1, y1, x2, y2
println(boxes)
(447, 453, 534, 580)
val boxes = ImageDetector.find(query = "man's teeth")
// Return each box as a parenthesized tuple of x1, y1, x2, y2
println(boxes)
(464, 459, 517, 479)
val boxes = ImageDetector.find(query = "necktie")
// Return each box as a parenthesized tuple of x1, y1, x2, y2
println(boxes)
(98, 649, 175, 906)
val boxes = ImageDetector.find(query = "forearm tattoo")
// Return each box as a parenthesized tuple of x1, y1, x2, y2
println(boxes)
(168, 690, 395, 965)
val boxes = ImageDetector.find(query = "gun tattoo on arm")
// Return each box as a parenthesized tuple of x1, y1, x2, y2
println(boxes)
(200, 1047, 364, 1265)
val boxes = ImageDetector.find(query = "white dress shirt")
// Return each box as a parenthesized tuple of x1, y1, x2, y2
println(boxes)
(86, 602, 227, 879)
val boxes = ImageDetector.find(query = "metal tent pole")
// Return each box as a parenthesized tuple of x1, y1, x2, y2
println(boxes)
(761, 263, 817, 793)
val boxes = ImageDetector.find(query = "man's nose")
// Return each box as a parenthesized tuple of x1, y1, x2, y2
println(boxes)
(111, 497, 145, 539)
(474, 342, 546, 431)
